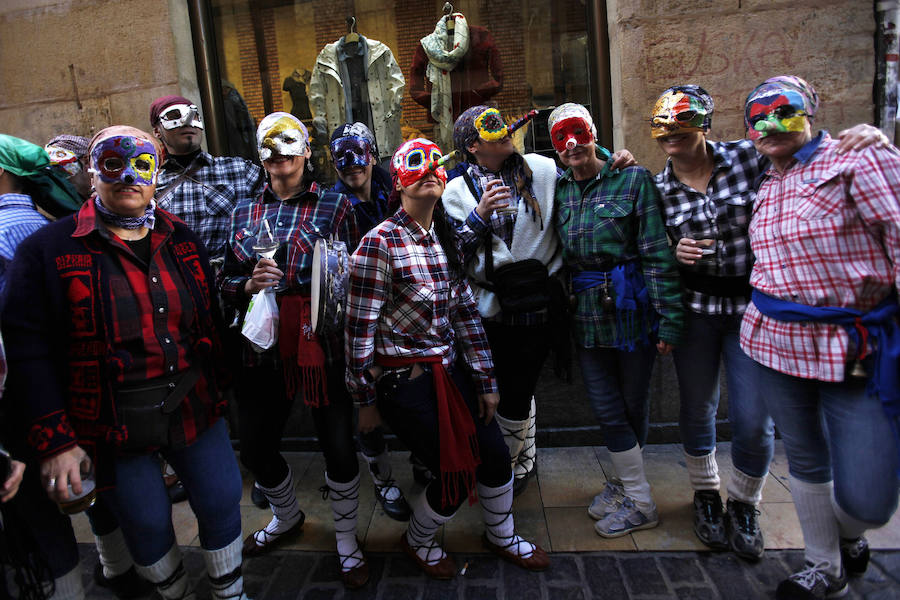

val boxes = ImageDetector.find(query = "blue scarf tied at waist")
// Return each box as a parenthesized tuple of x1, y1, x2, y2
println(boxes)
(752, 289, 900, 472)
(572, 261, 659, 351)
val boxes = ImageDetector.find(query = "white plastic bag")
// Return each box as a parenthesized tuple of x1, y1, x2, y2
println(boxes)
(241, 288, 279, 351)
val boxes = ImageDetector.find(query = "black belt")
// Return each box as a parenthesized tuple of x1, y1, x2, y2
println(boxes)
(679, 269, 752, 299)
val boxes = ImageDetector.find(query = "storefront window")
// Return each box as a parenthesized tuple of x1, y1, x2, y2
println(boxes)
(211, 0, 594, 183)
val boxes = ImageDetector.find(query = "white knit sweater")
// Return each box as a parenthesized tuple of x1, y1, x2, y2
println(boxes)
(442, 153, 562, 319)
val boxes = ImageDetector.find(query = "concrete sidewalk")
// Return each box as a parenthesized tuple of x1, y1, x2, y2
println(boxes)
(70, 442, 900, 598)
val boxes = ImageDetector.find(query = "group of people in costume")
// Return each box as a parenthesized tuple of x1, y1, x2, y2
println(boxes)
(0, 72, 898, 600)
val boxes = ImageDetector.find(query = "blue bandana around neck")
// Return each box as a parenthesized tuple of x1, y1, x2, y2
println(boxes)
(93, 195, 156, 231)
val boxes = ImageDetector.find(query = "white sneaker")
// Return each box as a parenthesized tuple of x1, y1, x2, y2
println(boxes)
(588, 479, 625, 521)
(594, 497, 659, 538)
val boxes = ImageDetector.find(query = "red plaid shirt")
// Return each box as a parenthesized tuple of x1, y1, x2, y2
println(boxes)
(740, 133, 900, 381)
(345, 209, 497, 406)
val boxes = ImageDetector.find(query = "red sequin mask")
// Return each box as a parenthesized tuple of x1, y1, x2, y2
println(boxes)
(391, 139, 446, 188)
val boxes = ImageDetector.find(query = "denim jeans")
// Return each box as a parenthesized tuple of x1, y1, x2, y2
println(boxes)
(577, 343, 656, 452)
(100, 418, 243, 566)
(756, 360, 900, 525)
(376, 364, 511, 515)
(673, 311, 774, 477)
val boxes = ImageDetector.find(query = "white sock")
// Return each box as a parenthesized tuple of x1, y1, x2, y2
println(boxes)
(831, 493, 875, 540)
(495, 413, 528, 469)
(364, 452, 401, 502)
(254, 466, 303, 546)
(134, 544, 194, 600)
(790, 477, 841, 577)
(49, 565, 84, 600)
(684, 449, 720, 491)
(727, 468, 766, 506)
(609, 444, 654, 511)
(406, 491, 454, 566)
(94, 528, 133, 579)
(325, 472, 364, 572)
(478, 476, 535, 558)
(202, 535, 244, 600)
(515, 397, 537, 478)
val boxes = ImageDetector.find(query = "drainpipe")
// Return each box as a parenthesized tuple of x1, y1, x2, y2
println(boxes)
(587, 0, 613, 150)
(874, 0, 899, 142)
(188, 0, 226, 156)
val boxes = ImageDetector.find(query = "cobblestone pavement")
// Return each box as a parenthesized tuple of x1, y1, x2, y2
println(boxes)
(80, 545, 900, 600)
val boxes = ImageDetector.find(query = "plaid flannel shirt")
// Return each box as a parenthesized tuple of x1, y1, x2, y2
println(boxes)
(345, 208, 497, 406)
(0, 193, 51, 295)
(219, 183, 358, 366)
(156, 152, 264, 260)
(740, 132, 900, 382)
(655, 140, 769, 315)
(556, 164, 683, 347)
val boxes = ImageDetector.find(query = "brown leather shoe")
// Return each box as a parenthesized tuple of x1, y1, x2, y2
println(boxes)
(399, 533, 456, 580)
(341, 561, 369, 589)
(482, 534, 550, 571)
(241, 515, 305, 558)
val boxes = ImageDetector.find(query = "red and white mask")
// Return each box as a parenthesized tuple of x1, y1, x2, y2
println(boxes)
(548, 103, 597, 153)
(391, 138, 446, 188)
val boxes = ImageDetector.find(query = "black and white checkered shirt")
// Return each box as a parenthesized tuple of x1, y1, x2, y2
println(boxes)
(156, 151, 264, 260)
(655, 140, 769, 315)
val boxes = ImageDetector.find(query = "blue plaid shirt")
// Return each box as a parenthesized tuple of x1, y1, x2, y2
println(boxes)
(156, 152, 264, 260)
(655, 140, 769, 315)
(0, 193, 50, 296)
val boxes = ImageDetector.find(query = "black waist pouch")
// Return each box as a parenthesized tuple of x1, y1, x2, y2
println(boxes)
(115, 364, 201, 451)
(488, 259, 551, 313)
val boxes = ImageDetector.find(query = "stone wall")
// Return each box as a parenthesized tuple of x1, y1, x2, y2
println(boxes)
(606, 0, 876, 173)
(0, 0, 197, 146)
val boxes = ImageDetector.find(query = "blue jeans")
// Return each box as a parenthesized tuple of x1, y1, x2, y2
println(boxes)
(100, 418, 243, 566)
(673, 311, 774, 477)
(577, 343, 656, 452)
(756, 361, 900, 525)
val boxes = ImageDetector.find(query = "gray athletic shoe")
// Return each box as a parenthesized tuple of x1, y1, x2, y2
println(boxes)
(588, 478, 625, 521)
(775, 562, 848, 599)
(594, 496, 659, 538)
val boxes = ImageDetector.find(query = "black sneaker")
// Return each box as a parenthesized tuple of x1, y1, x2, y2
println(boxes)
(775, 562, 848, 600)
(93, 563, 154, 599)
(692, 490, 728, 549)
(251, 483, 270, 509)
(840, 536, 870, 577)
(726, 498, 764, 561)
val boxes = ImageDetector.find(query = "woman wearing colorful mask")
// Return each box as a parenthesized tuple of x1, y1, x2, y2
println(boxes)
(345, 138, 549, 579)
(1, 126, 245, 600)
(441, 106, 561, 496)
(218, 112, 369, 588)
(650, 86, 888, 561)
(550, 103, 683, 538)
(740, 75, 900, 599)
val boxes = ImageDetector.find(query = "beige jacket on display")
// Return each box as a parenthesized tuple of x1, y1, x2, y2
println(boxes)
(309, 36, 404, 160)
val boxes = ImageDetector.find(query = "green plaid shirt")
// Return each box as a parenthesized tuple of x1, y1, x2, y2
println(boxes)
(555, 161, 683, 348)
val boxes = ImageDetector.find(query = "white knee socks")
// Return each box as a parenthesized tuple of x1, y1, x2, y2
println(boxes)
(609, 444, 654, 511)
(254, 466, 303, 546)
(495, 413, 528, 469)
(789, 477, 841, 577)
(406, 491, 454, 566)
(515, 398, 537, 479)
(728, 468, 766, 506)
(684, 449, 720, 491)
(49, 565, 84, 600)
(135, 544, 194, 600)
(202, 536, 245, 600)
(94, 528, 133, 579)
(324, 472, 364, 573)
(478, 476, 535, 558)
(364, 452, 401, 502)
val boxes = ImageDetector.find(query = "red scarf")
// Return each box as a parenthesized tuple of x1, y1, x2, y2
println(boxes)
(376, 354, 480, 508)
(279, 295, 327, 407)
